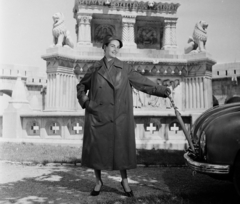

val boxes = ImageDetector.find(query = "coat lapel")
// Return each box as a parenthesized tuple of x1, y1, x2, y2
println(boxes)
(97, 58, 124, 88)
(97, 58, 114, 86)
(113, 58, 124, 69)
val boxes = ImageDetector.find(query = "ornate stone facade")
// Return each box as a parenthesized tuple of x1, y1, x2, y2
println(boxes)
(1, 1, 217, 151)
(73, 0, 179, 50)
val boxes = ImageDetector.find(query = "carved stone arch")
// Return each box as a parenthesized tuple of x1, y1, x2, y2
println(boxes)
(67, 118, 84, 135)
(82, 63, 89, 72)
(169, 3, 175, 11)
(26, 120, 40, 136)
(133, 1, 138, 9)
(156, 78, 162, 85)
(169, 120, 182, 133)
(59, 60, 65, 67)
(136, 65, 142, 72)
(133, 65, 138, 71)
(163, 79, 170, 86)
(74, 63, 82, 75)
(163, 3, 168, 11)
(167, 66, 172, 74)
(144, 118, 162, 132)
(160, 66, 165, 74)
(151, 65, 157, 73)
(174, 66, 179, 74)
(45, 120, 61, 136)
(182, 67, 187, 75)
(156, 3, 162, 11)
(145, 65, 150, 73)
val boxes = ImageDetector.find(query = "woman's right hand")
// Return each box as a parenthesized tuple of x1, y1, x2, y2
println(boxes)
(84, 100, 90, 110)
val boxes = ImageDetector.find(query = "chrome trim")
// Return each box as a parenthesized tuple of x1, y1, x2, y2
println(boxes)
(184, 153, 230, 174)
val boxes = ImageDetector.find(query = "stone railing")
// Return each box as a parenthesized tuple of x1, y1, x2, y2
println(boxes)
(16, 111, 189, 150)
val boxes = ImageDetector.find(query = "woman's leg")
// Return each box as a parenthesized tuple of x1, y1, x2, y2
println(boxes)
(120, 169, 131, 192)
(94, 169, 103, 191)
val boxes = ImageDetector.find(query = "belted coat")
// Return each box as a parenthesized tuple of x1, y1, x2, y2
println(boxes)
(77, 57, 168, 170)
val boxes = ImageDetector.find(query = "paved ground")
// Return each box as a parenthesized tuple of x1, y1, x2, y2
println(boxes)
(0, 161, 239, 204)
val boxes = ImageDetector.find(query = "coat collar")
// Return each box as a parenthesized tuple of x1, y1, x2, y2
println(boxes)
(93, 57, 124, 87)
(113, 58, 123, 69)
(95, 57, 122, 87)
(95, 57, 123, 69)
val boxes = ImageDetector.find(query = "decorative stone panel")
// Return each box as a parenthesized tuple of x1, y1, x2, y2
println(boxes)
(26, 120, 40, 136)
(144, 118, 162, 134)
(46, 120, 61, 136)
(67, 118, 84, 135)
(135, 16, 164, 49)
(91, 14, 122, 47)
(94, 24, 116, 44)
(134, 116, 190, 150)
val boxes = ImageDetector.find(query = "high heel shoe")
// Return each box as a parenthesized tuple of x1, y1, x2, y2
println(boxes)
(120, 181, 134, 197)
(90, 180, 103, 196)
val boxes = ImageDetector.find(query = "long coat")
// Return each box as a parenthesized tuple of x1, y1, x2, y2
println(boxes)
(77, 57, 168, 170)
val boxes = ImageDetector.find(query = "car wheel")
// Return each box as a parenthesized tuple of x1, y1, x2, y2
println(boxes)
(233, 152, 240, 196)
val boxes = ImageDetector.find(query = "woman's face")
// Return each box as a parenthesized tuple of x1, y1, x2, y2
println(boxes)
(104, 40, 120, 60)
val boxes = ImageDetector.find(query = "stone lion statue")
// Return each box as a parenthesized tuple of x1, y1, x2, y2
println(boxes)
(184, 20, 208, 54)
(51, 12, 74, 48)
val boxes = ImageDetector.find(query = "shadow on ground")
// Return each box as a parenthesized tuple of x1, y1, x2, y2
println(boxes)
(0, 163, 239, 204)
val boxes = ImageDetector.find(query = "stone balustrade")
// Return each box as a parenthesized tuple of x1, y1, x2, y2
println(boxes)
(14, 112, 189, 150)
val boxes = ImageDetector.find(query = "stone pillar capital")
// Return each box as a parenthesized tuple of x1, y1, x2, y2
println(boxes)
(76, 13, 92, 46)
(162, 17, 178, 51)
(164, 17, 178, 23)
(77, 14, 92, 23)
(122, 15, 136, 24)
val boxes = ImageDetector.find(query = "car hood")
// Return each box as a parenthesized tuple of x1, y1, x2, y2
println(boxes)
(191, 102, 240, 143)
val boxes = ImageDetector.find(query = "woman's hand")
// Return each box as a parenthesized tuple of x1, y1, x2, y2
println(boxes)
(84, 100, 90, 109)
(164, 88, 171, 97)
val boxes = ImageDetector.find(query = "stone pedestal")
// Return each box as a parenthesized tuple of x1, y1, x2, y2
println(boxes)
(42, 48, 79, 112)
(182, 52, 216, 111)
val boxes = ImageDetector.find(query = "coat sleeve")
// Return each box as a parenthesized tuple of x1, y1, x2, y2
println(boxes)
(127, 65, 168, 98)
(76, 67, 94, 108)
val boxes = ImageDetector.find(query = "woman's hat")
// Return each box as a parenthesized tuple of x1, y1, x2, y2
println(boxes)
(102, 35, 123, 49)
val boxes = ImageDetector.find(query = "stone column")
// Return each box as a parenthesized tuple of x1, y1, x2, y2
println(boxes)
(76, 14, 92, 46)
(162, 18, 178, 50)
(42, 56, 76, 112)
(122, 15, 137, 48)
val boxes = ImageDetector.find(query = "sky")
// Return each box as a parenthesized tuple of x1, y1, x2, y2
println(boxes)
(0, 0, 240, 72)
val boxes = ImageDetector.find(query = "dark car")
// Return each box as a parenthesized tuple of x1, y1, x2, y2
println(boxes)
(184, 99, 240, 196)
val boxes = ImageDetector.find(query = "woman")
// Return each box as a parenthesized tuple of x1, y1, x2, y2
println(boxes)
(77, 35, 171, 197)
